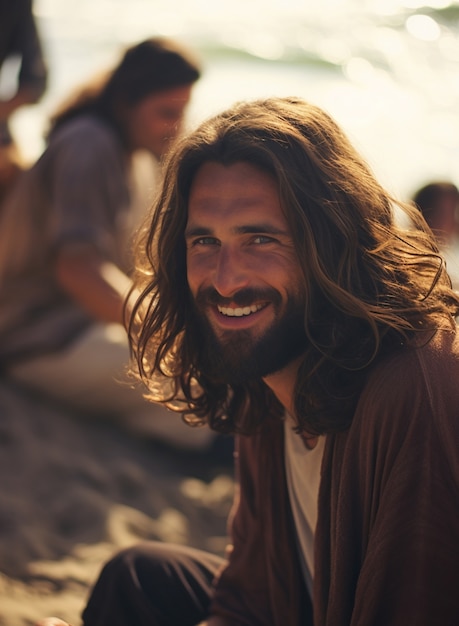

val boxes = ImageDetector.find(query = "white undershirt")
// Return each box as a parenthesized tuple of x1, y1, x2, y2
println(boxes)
(284, 413, 325, 597)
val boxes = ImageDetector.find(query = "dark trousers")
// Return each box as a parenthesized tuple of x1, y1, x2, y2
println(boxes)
(82, 542, 226, 626)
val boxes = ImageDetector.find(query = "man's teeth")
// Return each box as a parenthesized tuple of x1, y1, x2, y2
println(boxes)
(218, 304, 263, 317)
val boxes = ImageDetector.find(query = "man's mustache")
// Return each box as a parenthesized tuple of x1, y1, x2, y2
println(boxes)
(194, 287, 281, 309)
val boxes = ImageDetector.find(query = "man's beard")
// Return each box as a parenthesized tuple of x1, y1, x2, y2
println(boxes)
(193, 286, 308, 385)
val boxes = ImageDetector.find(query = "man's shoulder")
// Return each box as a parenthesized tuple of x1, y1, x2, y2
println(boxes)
(369, 329, 459, 389)
(355, 328, 459, 435)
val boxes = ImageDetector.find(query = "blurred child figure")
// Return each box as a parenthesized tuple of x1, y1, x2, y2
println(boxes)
(0, 36, 215, 451)
(412, 181, 459, 290)
(0, 0, 48, 201)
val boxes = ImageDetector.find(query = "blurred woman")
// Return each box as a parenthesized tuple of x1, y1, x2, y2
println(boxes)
(0, 36, 214, 450)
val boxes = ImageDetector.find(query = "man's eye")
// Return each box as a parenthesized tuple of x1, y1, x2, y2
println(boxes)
(253, 235, 275, 244)
(193, 237, 218, 246)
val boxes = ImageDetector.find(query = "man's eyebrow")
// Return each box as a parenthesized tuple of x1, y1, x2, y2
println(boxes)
(184, 223, 288, 238)
(236, 224, 288, 235)
(184, 225, 213, 238)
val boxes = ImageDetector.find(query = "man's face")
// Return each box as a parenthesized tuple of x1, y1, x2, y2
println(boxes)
(125, 85, 193, 159)
(185, 161, 307, 385)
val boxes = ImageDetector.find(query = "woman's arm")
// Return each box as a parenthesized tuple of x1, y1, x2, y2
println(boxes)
(55, 243, 132, 325)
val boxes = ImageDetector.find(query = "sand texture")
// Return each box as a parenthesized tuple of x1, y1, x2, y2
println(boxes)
(0, 380, 234, 626)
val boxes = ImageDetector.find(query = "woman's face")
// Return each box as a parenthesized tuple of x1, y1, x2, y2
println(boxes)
(124, 84, 193, 159)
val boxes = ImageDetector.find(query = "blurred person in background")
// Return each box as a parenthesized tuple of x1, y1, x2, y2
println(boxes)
(0, 36, 217, 451)
(0, 0, 48, 202)
(412, 181, 459, 290)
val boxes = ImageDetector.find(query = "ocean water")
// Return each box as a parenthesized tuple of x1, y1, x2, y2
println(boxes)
(6, 0, 459, 200)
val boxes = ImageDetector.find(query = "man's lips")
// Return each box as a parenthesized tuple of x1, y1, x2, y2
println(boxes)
(217, 303, 266, 318)
(195, 288, 279, 329)
(208, 302, 270, 331)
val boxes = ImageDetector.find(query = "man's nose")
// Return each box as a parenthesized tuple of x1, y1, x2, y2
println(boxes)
(212, 246, 250, 298)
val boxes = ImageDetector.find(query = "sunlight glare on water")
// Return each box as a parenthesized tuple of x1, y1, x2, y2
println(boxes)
(9, 0, 459, 200)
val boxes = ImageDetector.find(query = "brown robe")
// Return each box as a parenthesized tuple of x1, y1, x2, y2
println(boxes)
(211, 330, 459, 625)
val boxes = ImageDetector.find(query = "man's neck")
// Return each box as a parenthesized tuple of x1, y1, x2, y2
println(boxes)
(263, 356, 302, 418)
(263, 356, 319, 450)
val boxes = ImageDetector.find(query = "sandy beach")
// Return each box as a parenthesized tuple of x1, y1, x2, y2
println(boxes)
(0, 379, 234, 626)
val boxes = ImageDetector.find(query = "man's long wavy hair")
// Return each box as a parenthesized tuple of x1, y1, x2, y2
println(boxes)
(128, 96, 459, 436)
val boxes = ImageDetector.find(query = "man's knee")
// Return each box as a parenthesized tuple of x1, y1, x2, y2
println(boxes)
(98, 542, 170, 588)
(83, 542, 221, 626)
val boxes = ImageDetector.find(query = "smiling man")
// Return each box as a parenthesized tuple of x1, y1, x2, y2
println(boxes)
(39, 97, 459, 626)
(186, 161, 307, 388)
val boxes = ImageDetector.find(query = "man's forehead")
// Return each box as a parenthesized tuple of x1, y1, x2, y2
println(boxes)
(185, 161, 289, 236)
(188, 161, 279, 203)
